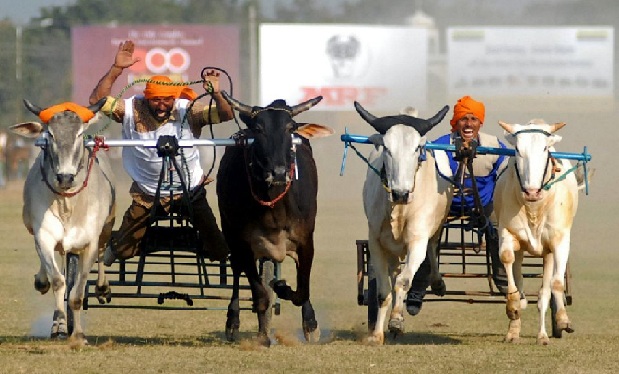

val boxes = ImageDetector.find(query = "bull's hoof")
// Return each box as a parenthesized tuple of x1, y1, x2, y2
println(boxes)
(272, 280, 293, 300)
(34, 277, 50, 295)
(536, 333, 550, 345)
(431, 279, 446, 297)
(555, 319, 574, 334)
(95, 284, 112, 304)
(504, 334, 520, 344)
(504, 318, 521, 343)
(388, 318, 405, 338)
(225, 318, 240, 342)
(303, 322, 320, 343)
(366, 333, 384, 346)
(50, 321, 68, 340)
(68, 333, 89, 348)
(256, 333, 271, 347)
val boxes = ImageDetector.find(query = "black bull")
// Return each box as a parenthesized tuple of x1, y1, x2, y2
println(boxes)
(216, 92, 324, 345)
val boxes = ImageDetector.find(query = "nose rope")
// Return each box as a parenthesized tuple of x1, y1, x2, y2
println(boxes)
(41, 136, 107, 197)
(243, 145, 295, 208)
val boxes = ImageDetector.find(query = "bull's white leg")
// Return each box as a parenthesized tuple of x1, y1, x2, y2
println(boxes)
(551, 236, 573, 335)
(388, 255, 406, 336)
(95, 252, 111, 304)
(34, 234, 68, 339)
(537, 252, 553, 345)
(499, 231, 521, 343)
(391, 238, 428, 331)
(513, 251, 527, 309)
(68, 245, 98, 347)
(367, 237, 389, 345)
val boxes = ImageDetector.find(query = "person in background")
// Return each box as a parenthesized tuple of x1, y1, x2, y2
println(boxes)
(89, 40, 234, 265)
(406, 95, 509, 316)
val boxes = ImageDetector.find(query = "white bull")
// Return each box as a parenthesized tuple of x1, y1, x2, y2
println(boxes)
(355, 102, 453, 345)
(10, 99, 115, 347)
(494, 119, 579, 345)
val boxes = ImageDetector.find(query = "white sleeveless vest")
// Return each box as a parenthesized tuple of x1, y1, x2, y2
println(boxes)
(121, 96, 204, 195)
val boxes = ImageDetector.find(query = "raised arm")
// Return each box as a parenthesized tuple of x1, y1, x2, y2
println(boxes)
(89, 40, 141, 105)
(202, 70, 234, 122)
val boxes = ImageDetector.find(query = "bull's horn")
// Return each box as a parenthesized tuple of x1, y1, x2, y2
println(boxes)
(353, 101, 377, 124)
(291, 96, 323, 116)
(23, 99, 42, 116)
(428, 105, 450, 126)
(550, 122, 566, 133)
(221, 91, 253, 116)
(88, 97, 107, 113)
(498, 120, 514, 133)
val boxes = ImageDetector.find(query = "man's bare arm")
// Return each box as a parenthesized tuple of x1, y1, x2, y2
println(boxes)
(89, 40, 140, 105)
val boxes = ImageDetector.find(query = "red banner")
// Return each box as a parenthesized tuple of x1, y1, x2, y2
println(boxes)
(71, 25, 240, 104)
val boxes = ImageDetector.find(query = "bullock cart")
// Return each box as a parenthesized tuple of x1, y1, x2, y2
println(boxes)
(341, 131, 591, 338)
(40, 136, 282, 334)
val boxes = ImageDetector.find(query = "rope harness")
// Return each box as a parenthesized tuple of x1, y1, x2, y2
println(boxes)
(347, 141, 426, 194)
(511, 129, 579, 193)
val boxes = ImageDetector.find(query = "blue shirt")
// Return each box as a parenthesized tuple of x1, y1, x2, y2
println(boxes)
(433, 133, 507, 212)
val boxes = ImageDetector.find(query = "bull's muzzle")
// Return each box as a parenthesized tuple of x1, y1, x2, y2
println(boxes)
(56, 173, 75, 189)
(391, 190, 409, 204)
(265, 165, 289, 186)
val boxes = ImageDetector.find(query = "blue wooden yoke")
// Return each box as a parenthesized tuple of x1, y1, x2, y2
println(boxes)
(339, 130, 592, 194)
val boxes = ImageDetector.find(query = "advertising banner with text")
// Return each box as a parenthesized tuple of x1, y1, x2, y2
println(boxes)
(72, 25, 239, 103)
(260, 24, 428, 112)
(447, 27, 614, 103)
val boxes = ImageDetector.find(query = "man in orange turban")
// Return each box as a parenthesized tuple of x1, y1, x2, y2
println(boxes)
(406, 95, 509, 316)
(88, 40, 233, 265)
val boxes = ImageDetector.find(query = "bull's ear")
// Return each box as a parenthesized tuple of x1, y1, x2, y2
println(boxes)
(295, 123, 334, 139)
(9, 122, 44, 138)
(548, 134, 563, 147)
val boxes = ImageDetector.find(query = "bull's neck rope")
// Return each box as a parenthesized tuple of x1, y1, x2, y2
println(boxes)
(40, 136, 108, 198)
(243, 146, 295, 208)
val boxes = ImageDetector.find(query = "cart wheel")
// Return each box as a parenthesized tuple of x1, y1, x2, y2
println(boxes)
(260, 259, 277, 332)
(65, 253, 79, 336)
(550, 293, 567, 338)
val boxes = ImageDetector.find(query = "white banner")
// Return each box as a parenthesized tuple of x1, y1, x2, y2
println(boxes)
(447, 27, 614, 97)
(260, 24, 428, 111)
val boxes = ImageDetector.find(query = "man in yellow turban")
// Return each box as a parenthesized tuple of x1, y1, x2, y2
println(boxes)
(89, 40, 233, 265)
(406, 95, 509, 316)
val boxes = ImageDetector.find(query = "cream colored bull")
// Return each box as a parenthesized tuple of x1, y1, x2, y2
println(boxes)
(494, 119, 579, 345)
(10, 99, 115, 347)
(356, 102, 453, 345)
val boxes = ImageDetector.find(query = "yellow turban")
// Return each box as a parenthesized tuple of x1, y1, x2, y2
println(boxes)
(143, 75, 197, 101)
(450, 96, 485, 131)
(39, 102, 95, 124)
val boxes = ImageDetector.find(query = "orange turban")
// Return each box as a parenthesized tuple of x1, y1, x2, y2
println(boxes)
(450, 96, 485, 131)
(38, 102, 95, 124)
(143, 75, 197, 101)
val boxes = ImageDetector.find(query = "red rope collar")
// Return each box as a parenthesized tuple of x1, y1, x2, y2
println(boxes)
(243, 146, 295, 208)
